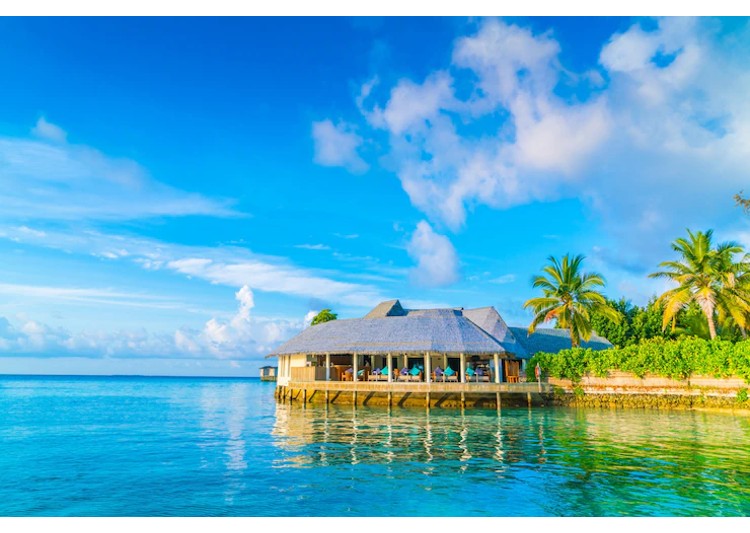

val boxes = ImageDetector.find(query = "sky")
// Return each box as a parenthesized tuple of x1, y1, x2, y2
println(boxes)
(1, 16, 750, 377)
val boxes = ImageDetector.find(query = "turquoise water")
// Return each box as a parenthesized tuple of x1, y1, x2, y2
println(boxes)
(1, 375, 749, 516)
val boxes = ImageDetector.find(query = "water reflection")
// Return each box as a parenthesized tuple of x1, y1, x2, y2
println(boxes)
(198, 382, 251, 504)
(271, 403, 750, 516)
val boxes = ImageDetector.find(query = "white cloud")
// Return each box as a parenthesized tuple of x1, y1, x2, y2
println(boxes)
(0, 225, 386, 308)
(303, 310, 317, 328)
(326, 17, 750, 278)
(312, 119, 369, 174)
(174, 285, 302, 359)
(0, 282, 189, 311)
(31, 117, 67, 143)
(489, 274, 516, 285)
(406, 220, 459, 287)
(0, 120, 238, 222)
(0, 286, 304, 361)
(354, 19, 612, 231)
(294, 243, 331, 250)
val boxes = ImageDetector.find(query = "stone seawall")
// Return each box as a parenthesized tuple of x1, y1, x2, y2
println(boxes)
(548, 371, 749, 410)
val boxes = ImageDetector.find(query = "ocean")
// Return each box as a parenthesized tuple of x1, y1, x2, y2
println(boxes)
(1, 375, 749, 516)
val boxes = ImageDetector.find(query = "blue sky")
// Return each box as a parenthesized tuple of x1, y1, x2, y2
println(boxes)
(1, 16, 749, 376)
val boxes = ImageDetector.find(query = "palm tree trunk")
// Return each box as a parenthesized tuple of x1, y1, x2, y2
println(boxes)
(704, 308, 718, 339)
(698, 298, 718, 340)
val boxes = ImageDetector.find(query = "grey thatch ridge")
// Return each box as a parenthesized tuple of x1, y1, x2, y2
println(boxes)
(508, 326, 612, 355)
(462, 307, 529, 358)
(267, 299, 613, 359)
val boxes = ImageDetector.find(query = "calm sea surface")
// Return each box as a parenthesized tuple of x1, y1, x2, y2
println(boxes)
(1, 375, 749, 516)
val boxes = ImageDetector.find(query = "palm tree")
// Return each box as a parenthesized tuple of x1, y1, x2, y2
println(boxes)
(649, 229, 750, 340)
(310, 308, 338, 326)
(524, 254, 621, 347)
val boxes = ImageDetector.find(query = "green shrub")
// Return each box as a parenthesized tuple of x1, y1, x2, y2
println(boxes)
(737, 388, 749, 404)
(529, 338, 750, 383)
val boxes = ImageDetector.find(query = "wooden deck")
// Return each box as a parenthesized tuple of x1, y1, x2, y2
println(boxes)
(285, 380, 552, 394)
(276, 380, 554, 408)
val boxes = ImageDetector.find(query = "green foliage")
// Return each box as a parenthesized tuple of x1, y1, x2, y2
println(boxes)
(590, 297, 743, 347)
(528, 337, 750, 383)
(524, 253, 621, 347)
(737, 388, 749, 404)
(573, 385, 585, 399)
(590, 297, 670, 347)
(649, 229, 750, 340)
(310, 309, 338, 326)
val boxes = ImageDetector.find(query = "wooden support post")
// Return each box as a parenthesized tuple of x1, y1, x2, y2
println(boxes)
(303, 388, 307, 406)
(426, 392, 430, 409)
(460, 391, 466, 408)
(424, 351, 431, 384)
(388, 391, 392, 408)
(496, 392, 501, 413)
(493, 353, 500, 384)
(460, 353, 466, 383)
(387, 352, 393, 383)
(527, 392, 532, 407)
(325, 353, 331, 381)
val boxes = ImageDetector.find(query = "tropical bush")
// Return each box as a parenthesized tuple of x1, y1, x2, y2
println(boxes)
(528, 337, 750, 383)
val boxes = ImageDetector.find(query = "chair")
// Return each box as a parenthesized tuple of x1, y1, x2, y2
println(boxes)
(409, 366, 423, 382)
(432, 366, 444, 382)
(342, 368, 353, 381)
(443, 366, 458, 382)
(397, 367, 410, 382)
(475, 367, 490, 383)
(465, 366, 476, 382)
(368, 368, 381, 381)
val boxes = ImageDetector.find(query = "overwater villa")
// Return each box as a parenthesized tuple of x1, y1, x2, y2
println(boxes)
(268, 299, 611, 408)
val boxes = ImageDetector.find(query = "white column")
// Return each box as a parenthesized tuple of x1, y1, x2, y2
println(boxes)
(443, 353, 447, 370)
(325, 353, 331, 381)
(353, 352, 358, 381)
(387, 352, 393, 383)
(425, 352, 431, 383)
(460, 353, 466, 383)
(493, 353, 500, 384)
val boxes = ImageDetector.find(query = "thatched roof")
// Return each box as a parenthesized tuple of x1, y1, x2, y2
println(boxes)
(267, 300, 613, 359)
(509, 326, 612, 355)
(268, 300, 532, 358)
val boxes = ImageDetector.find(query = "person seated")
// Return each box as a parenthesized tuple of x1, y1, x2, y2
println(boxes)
(343, 367, 353, 381)
(398, 367, 410, 381)
(433, 366, 444, 382)
(476, 366, 486, 382)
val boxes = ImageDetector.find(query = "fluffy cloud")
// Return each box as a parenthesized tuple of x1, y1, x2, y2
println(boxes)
(356, 19, 612, 231)
(406, 221, 460, 287)
(32, 117, 68, 143)
(0, 314, 179, 358)
(0, 118, 237, 222)
(312, 119, 369, 174)
(323, 17, 750, 278)
(0, 286, 305, 361)
(174, 285, 302, 359)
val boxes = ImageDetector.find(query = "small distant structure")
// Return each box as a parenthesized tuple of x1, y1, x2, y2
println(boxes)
(259, 365, 278, 382)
